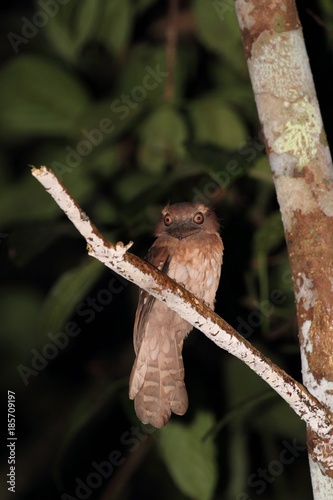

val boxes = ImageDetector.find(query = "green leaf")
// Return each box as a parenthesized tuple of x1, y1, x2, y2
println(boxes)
(253, 399, 306, 442)
(158, 411, 218, 500)
(193, 0, 246, 74)
(270, 260, 294, 302)
(226, 425, 249, 498)
(253, 211, 285, 258)
(92, 199, 118, 225)
(224, 356, 271, 409)
(115, 44, 168, 106)
(31, 142, 95, 198)
(44, 0, 132, 59)
(0, 286, 43, 355)
(135, 0, 158, 13)
(250, 212, 285, 332)
(249, 156, 273, 183)
(189, 97, 247, 151)
(37, 259, 104, 336)
(74, 0, 102, 47)
(43, 1, 83, 61)
(0, 286, 44, 387)
(211, 64, 256, 120)
(97, 0, 133, 55)
(221, 360, 305, 495)
(138, 105, 188, 173)
(318, 0, 333, 45)
(42, 0, 104, 60)
(0, 55, 89, 139)
(116, 172, 158, 202)
(76, 98, 141, 142)
(0, 175, 61, 226)
(57, 378, 128, 468)
(222, 357, 303, 437)
(86, 146, 121, 177)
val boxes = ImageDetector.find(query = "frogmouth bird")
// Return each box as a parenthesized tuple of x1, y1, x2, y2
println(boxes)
(129, 202, 223, 428)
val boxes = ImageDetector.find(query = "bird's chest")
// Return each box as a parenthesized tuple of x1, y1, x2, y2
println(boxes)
(167, 236, 222, 307)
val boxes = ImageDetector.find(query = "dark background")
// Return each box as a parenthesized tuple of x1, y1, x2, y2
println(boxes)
(0, 1, 332, 499)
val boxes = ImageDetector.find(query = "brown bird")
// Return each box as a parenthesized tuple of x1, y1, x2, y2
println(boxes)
(129, 202, 223, 428)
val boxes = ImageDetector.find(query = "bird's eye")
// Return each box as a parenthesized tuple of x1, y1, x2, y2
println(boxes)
(193, 212, 204, 224)
(164, 214, 173, 226)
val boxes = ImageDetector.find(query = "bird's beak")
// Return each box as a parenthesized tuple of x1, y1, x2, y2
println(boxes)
(169, 222, 196, 240)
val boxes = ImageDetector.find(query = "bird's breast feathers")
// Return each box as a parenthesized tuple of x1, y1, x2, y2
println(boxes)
(166, 233, 223, 308)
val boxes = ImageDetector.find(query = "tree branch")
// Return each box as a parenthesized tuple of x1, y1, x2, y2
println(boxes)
(32, 166, 333, 454)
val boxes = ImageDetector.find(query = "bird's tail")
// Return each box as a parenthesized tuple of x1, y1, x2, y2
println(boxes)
(129, 333, 188, 428)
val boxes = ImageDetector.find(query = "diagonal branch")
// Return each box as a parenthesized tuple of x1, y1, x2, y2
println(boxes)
(32, 166, 333, 452)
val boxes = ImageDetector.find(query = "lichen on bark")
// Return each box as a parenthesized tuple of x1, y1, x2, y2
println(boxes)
(236, 0, 333, 490)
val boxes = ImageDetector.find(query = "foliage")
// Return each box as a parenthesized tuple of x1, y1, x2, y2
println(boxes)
(0, 1, 331, 499)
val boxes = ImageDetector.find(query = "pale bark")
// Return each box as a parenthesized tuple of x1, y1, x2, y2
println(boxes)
(235, 0, 333, 495)
(32, 166, 333, 477)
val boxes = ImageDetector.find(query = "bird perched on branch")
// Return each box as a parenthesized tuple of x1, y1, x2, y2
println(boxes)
(129, 202, 223, 428)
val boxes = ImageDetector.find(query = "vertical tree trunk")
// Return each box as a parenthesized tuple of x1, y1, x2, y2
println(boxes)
(234, 0, 333, 496)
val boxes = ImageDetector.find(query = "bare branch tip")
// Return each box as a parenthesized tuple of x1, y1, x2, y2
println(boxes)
(31, 165, 49, 177)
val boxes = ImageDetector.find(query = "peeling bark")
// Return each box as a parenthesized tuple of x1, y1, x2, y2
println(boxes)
(235, 0, 333, 495)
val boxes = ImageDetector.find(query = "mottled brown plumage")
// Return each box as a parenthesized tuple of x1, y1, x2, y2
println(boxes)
(129, 202, 223, 428)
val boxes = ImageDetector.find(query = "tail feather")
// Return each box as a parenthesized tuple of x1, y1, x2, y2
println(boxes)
(129, 334, 188, 428)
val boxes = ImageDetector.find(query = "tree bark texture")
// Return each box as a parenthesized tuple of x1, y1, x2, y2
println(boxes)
(235, 0, 333, 495)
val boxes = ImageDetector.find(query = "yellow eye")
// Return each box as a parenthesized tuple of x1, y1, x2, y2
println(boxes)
(193, 212, 204, 224)
(164, 214, 173, 226)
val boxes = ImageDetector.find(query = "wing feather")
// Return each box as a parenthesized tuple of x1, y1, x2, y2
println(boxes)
(133, 244, 170, 353)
